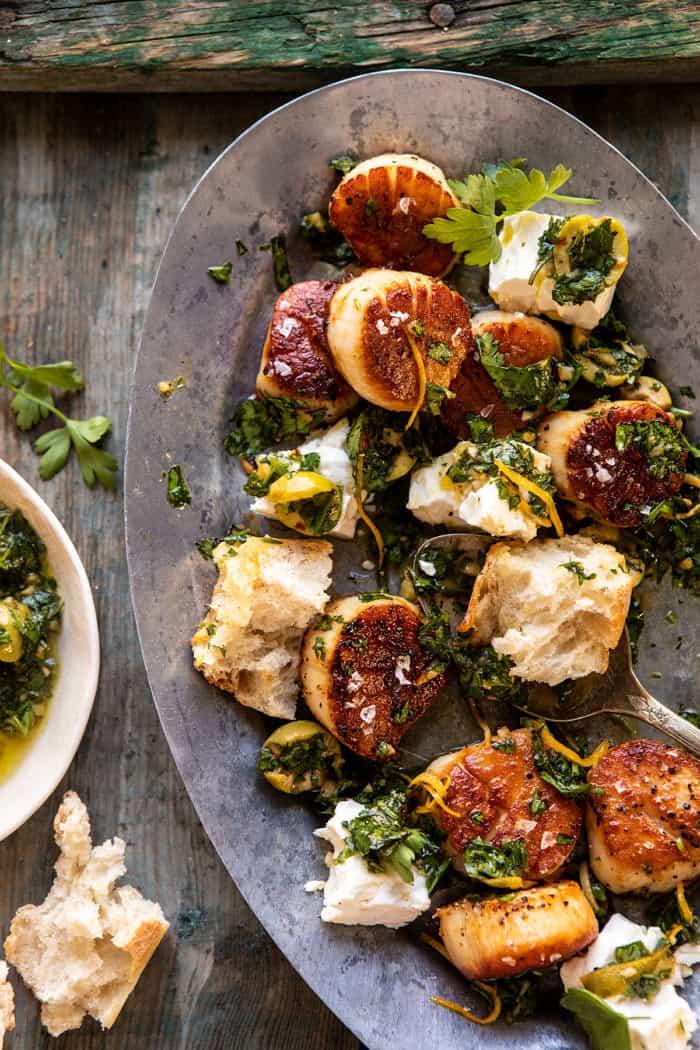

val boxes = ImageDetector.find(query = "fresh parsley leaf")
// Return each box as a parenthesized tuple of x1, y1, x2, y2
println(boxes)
(260, 234, 293, 291)
(560, 560, 597, 585)
(224, 396, 326, 457)
(465, 414, 495, 443)
(236, 240, 248, 256)
(614, 419, 691, 479)
(207, 261, 233, 284)
(425, 176, 500, 266)
(491, 737, 516, 753)
(529, 789, 547, 817)
(561, 989, 631, 1050)
(427, 341, 452, 364)
(424, 383, 455, 415)
(34, 428, 71, 481)
(313, 635, 327, 661)
(164, 464, 191, 508)
(0, 343, 115, 488)
(424, 161, 597, 267)
(329, 155, 356, 175)
(300, 210, 355, 267)
(614, 941, 650, 964)
(464, 837, 528, 881)
(477, 332, 561, 411)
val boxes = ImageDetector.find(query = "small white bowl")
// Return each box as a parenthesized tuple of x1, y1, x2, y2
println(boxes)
(0, 460, 99, 840)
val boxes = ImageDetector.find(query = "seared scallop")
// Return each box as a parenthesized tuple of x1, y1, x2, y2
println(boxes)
(300, 594, 446, 761)
(256, 280, 359, 421)
(426, 728, 582, 880)
(326, 269, 472, 413)
(587, 739, 700, 894)
(437, 882, 598, 981)
(441, 311, 562, 440)
(471, 309, 564, 367)
(328, 153, 459, 277)
(537, 400, 687, 527)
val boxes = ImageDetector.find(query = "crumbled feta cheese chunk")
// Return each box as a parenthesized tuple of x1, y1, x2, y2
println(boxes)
(561, 914, 698, 1050)
(489, 211, 617, 330)
(312, 801, 430, 928)
(407, 441, 552, 542)
(251, 419, 358, 538)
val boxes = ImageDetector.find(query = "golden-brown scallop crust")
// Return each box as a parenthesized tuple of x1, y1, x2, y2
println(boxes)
(441, 313, 562, 440)
(302, 597, 446, 761)
(437, 881, 598, 981)
(256, 280, 358, 418)
(326, 270, 474, 412)
(328, 157, 458, 276)
(433, 729, 582, 880)
(587, 738, 700, 894)
(562, 401, 685, 527)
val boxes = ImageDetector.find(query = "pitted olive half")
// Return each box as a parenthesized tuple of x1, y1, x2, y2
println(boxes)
(257, 719, 344, 795)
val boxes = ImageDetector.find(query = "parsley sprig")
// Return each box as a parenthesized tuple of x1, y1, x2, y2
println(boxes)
(424, 159, 597, 266)
(0, 343, 117, 489)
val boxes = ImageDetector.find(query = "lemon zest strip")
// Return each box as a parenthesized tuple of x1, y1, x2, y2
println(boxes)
(404, 328, 427, 431)
(431, 984, 502, 1026)
(494, 459, 564, 537)
(408, 771, 462, 819)
(539, 724, 609, 768)
(677, 883, 693, 925)
(355, 453, 385, 569)
(420, 932, 452, 963)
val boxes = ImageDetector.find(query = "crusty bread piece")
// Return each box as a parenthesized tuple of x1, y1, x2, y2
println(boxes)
(461, 535, 632, 685)
(192, 535, 332, 719)
(0, 962, 15, 1048)
(4, 792, 168, 1038)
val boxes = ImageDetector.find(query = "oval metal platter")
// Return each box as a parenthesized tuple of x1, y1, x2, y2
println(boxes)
(125, 71, 700, 1050)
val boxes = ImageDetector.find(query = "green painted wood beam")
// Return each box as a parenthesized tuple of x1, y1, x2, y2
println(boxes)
(0, 1, 699, 91)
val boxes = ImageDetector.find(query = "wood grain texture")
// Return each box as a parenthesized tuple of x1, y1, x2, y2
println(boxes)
(0, 1, 699, 91)
(0, 83, 696, 1047)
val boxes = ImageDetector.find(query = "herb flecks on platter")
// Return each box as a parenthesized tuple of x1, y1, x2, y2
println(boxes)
(0, 342, 117, 489)
(424, 159, 598, 266)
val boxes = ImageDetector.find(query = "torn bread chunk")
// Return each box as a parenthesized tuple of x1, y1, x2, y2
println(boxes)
(4, 792, 168, 1038)
(0, 962, 15, 1049)
(192, 535, 332, 718)
(460, 535, 632, 685)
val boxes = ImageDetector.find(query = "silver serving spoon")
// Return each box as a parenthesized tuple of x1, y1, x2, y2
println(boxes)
(412, 533, 700, 756)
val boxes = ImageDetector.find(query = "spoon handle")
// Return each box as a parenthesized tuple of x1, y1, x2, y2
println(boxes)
(623, 690, 700, 757)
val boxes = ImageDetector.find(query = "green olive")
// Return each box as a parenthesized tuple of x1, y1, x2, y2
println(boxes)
(258, 720, 343, 795)
(0, 599, 28, 663)
(386, 447, 416, 484)
(582, 942, 672, 999)
(620, 375, 672, 411)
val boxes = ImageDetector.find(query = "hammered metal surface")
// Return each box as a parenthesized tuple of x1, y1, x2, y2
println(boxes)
(125, 71, 700, 1049)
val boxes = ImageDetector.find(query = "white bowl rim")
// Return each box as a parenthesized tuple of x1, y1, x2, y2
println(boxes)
(0, 459, 99, 840)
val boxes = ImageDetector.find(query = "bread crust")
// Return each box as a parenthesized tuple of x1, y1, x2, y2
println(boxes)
(587, 739, 700, 893)
(437, 881, 598, 981)
(328, 153, 458, 277)
(4, 792, 168, 1038)
(256, 280, 358, 420)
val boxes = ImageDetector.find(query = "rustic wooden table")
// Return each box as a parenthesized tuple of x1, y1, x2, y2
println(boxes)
(0, 82, 697, 1048)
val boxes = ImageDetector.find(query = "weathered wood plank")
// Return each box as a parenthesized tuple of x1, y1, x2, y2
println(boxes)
(0, 1, 699, 91)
